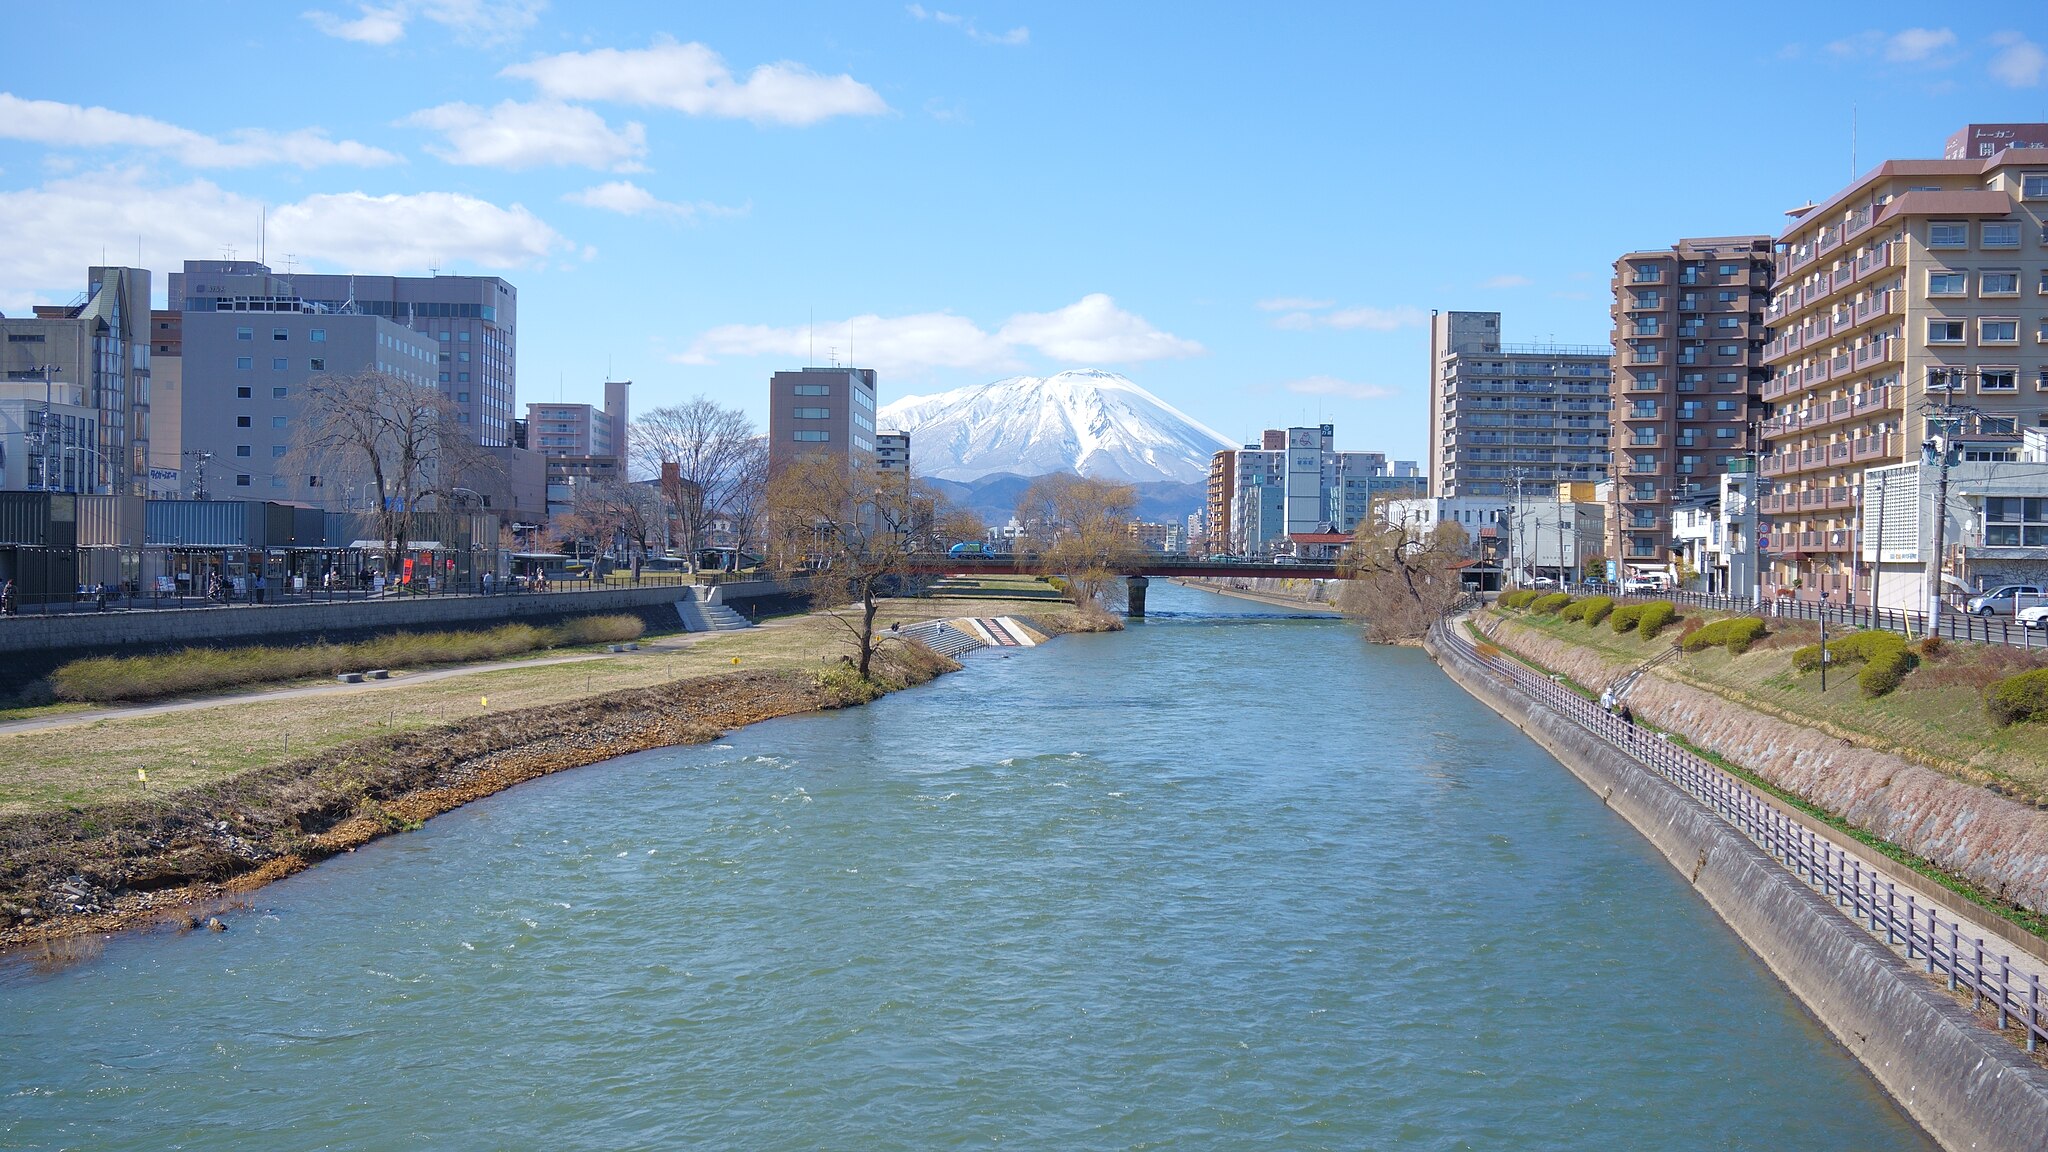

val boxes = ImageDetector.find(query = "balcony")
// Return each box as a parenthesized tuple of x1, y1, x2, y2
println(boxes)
(1850, 433, 1896, 463)
(1843, 207, 1873, 242)
(1851, 336, 1897, 368)
(1628, 349, 1665, 366)
(1853, 242, 1893, 281)
(1850, 383, 1898, 416)
(1631, 270, 1664, 284)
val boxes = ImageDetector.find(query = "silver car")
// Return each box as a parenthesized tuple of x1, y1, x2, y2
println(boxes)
(1966, 584, 2043, 616)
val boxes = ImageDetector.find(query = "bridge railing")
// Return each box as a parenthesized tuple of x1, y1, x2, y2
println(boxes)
(1440, 615, 2046, 1054)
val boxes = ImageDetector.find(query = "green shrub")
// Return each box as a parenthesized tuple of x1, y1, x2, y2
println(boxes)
(1559, 600, 1588, 621)
(1530, 592, 1573, 614)
(1986, 668, 2048, 726)
(1497, 589, 1539, 609)
(1609, 604, 1645, 633)
(1575, 596, 1614, 626)
(1635, 600, 1679, 639)
(1789, 629, 1915, 697)
(1683, 617, 1768, 655)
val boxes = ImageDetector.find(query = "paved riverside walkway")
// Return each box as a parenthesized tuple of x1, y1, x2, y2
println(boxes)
(1444, 612, 2048, 1025)
(0, 621, 798, 739)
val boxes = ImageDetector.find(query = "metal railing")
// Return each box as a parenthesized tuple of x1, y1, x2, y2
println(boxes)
(1442, 617, 2046, 1053)
(1575, 587, 2045, 653)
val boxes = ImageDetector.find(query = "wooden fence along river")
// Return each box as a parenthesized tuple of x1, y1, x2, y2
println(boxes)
(1438, 616, 2047, 1054)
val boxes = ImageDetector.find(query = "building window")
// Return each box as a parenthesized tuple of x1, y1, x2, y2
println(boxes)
(237, 415, 252, 427)
(1716, 344, 1740, 356)
(457, 372, 469, 382)
(236, 445, 251, 457)
(792, 430, 831, 442)
(270, 445, 287, 457)
(6, 333, 45, 343)
(1928, 271, 1967, 295)
(272, 416, 288, 428)
(1983, 496, 2048, 546)
(439, 372, 450, 382)
(236, 386, 252, 398)
(792, 407, 831, 419)
(794, 384, 831, 396)
(236, 475, 251, 487)
(2023, 173, 2048, 199)
(1980, 368, 2018, 392)
(459, 331, 470, 341)
(456, 391, 470, 402)
(309, 329, 326, 342)
(1981, 318, 2019, 343)
(236, 356, 253, 369)
(1928, 319, 1966, 343)
(1983, 221, 2021, 248)
(457, 351, 470, 362)
(1929, 222, 1969, 248)
(310, 358, 326, 371)
(272, 328, 288, 341)
(1715, 399, 1738, 411)
(1981, 270, 2020, 295)
(1716, 316, 1741, 329)
(236, 327, 253, 340)
(272, 357, 288, 370)
(273, 386, 289, 398)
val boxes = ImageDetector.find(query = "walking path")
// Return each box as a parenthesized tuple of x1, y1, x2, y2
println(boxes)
(1441, 612, 2048, 1022)
(0, 621, 795, 738)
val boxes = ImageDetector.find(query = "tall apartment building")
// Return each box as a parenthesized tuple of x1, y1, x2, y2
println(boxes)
(146, 309, 184, 495)
(875, 431, 911, 476)
(1428, 310, 1611, 499)
(1608, 237, 1774, 566)
(169, 261, 518, 446)
(0, 266, 152, 495)
(767, 366, 878, 472)
(1229, 424, 1408, 554)
(1757, 130, 2048, 601)
(1205, 449, 1236, 554)
(179, 312, 438, 502)
(529, 380, 630, 520)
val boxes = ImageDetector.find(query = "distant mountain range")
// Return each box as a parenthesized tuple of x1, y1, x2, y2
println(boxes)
(923, 472, 1206, 529)
(878, 369, 1230, 485)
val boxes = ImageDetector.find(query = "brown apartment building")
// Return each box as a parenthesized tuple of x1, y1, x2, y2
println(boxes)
(767, 366, 879, 473)
(1758, 126, 2048, 601)
(1608, 237, 1773, 566)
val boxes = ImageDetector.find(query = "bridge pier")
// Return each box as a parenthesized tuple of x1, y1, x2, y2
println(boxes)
(1125, 575, 1150, 618)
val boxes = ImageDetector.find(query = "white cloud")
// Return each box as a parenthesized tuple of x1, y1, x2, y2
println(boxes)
(907, 5, 1028, 45)
(0, 93, 399, 169)
(997, 293, 1204, 362)
(1255, 296, 1332, 312)
(405, 99, 645, 170)
(305, 0, 543, 46)
(676, 294, 1199, 372)
(502, 37, 889, 126)
(1280, 376, 1397, 401)
(1826, 27, 1958, 65)
(1990, 32, 2048, 87)
(1277, 304, 1429, 332)
(562, 180, 744, 221)
(1481, 274, 1531, 289)
(0, 169, 569, 311)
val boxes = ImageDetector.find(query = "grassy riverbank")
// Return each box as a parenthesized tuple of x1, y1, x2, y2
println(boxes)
(0, 596, 1096, 951)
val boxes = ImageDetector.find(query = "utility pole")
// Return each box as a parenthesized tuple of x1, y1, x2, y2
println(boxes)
(1869, 470, 1886, 629)
(1920, 376, 1968, 640)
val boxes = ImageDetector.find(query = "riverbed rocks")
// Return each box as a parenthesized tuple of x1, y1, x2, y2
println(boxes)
(0, 649, 959, 954)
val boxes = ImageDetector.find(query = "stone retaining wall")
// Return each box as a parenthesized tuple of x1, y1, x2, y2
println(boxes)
(1430, 624, 2048, 1152)
(1488, 616, 2048, 919)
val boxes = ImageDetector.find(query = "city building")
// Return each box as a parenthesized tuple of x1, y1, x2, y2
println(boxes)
(1127, 521, 1183, 552)
(1227, 424, 1411, 556)
(528, 380, 630, 521)
(1858, 428, 2048, 615)
(178, 311, 438, 503)
(1609, 236, 1773, 569)
(1669, 462, 1763, 597)
(1944, 123, 2048, 161)
(1204, 449, 1236, 554)
(1427, 310, 1611, 500)
(1757, 128, 2048, 602)
(0, 266, 152, 495)
(768, 366, 878, 473)
(875, 430, 911, 476)
(1383, 490, 1604, 584)
(0, 381, 99, 492)
(168, 261, 518, 446)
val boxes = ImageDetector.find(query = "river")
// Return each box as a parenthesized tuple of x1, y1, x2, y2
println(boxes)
(0, 582, 1933, 1150)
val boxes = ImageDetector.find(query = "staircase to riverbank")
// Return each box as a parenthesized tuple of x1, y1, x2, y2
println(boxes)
(674, 588, 755, 633)
(895, 620, 984, 657)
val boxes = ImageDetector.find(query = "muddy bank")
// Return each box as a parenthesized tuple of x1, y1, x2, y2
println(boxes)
(1482, 615, 2048, 918)
(0, 645, 956, 953)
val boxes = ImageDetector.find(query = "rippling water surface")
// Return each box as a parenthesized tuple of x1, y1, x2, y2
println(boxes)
(1, 583, 1933, 1150)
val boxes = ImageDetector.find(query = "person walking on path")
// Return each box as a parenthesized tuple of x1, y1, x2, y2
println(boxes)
(1617, 703, 1636, 743)
(1, 579, 16, 617)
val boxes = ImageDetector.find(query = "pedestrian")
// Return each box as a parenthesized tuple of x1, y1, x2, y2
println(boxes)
(253, 572, 267, 605)
(94, 582, 110, 612)
(482, 569, 495, 596)
(1618, 704, 1636, 739)
(1, 578, 15, 617)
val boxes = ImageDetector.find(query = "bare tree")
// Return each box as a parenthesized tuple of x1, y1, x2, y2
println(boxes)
(1015, 474, 1141, 606)
(1336, 503, 1471, 643)
(295, 371, 490, 570)
(632, 398, 755, 571)
(723, 437, 770, 560)
(765, 454, 937, 680)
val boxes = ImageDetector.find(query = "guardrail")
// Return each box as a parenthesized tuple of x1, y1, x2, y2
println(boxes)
(1573, 586, 2045, 652)
(1442, 616, 2046, 1053)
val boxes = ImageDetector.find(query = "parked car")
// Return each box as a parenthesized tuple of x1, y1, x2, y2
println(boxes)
(1621, 575, 1668, 595)
(1966, 584, 2043, 616)
(2019, 604, 2048, 630)
(1271, 555, 1300, 565)
(1530, 576, 1558, 589)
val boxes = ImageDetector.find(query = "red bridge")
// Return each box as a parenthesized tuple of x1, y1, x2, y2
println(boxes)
(901, 553, 1341, 579)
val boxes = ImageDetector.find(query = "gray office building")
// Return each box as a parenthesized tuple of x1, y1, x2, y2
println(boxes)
(768, 366, 878, 472)
(168, 261, 517, 446)
(178, 312, 438, 502)
(0, 266, 152, 495)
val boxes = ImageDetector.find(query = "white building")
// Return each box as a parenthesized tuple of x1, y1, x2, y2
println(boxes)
(0, 381, 100, 493)
(1384, 492, 1604, 583)
(1859, 428, 2048, 615)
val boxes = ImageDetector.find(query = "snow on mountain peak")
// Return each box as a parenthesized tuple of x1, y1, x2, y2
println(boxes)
(878, 369, 1230, 484)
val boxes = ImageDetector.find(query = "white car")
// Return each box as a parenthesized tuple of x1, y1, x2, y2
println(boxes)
(2020, 604, 2048, 630)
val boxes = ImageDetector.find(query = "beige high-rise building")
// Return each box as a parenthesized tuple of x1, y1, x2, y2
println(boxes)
(1758, 131, 2048, 601)
(1608, 237, 1774, 567)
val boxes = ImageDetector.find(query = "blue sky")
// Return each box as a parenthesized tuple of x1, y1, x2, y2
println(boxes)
(2, 2, 2045, 462)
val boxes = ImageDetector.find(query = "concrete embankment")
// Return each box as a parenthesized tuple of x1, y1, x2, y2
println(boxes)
(1177, 578, 1342, 613)
(1486, 616, 2048, 931)
(1427, 622, 2048, 1151)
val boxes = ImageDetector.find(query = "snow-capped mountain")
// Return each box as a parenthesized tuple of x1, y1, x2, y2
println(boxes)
(877, 369, 1230, 484)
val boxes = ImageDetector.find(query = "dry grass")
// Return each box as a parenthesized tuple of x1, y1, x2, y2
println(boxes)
(0, 596, 1080, 817)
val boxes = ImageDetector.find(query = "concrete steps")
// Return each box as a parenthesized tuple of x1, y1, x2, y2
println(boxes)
(674, 588, 756, 633)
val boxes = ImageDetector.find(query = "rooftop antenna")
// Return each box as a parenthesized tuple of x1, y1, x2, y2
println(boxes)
(259, 205, 266, 267)
(341, 276, 357, 314)
(428, 260, 440, 277)
(283, 253, 298, 275)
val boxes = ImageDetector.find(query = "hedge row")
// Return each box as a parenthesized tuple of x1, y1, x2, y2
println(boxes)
(1682, 617, 1768, 655)
(1791, 629, 1915, 697)
(1529, 592, 1573, 614)
(1608, 599, 1678, 638)
(1497, 589, 1540, 609)
(1575, 596, 1615, 626)
(1987, 668, 2048, 727)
